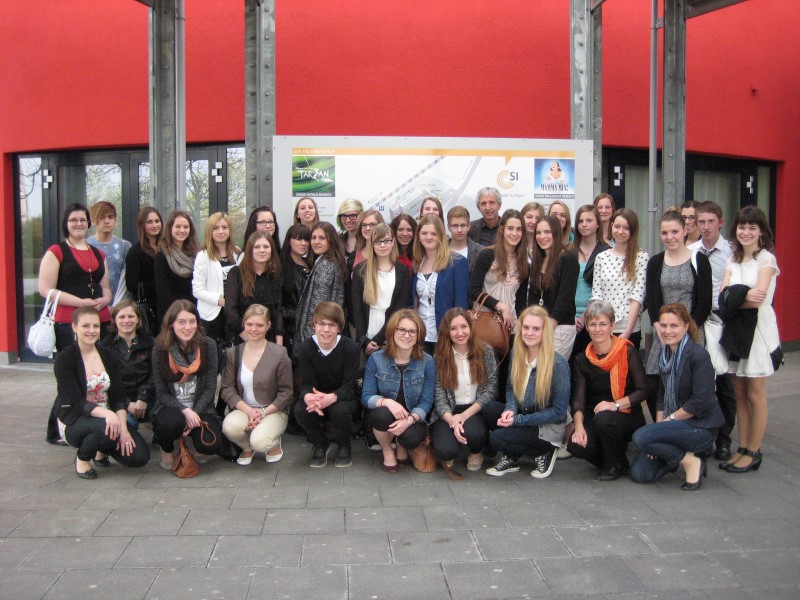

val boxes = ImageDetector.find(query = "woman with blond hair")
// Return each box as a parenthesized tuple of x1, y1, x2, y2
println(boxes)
(431, 308, 498, 479)
(351, 223, 412, 356)
(221, 304, 291, 465)
(361, 309, 436, 473)
(337, 198, 364, 272)
(483, 305, 570, 478)
(193, 212, 241, 344)
(352, 209, 384, 268)
(412, 215, 469, 355)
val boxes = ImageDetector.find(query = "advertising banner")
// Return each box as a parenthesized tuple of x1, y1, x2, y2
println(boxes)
(274, 136, 593, 226)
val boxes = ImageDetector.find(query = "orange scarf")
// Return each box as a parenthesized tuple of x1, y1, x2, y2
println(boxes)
(585, 335, 632, 413)
(168, 348, 202, 383)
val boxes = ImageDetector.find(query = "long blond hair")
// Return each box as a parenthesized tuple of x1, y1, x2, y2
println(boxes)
(203, 212, 239, 261)
(363, 224, 398, 306)
(412, 215, 452, 272)
(510, 306, 556, 410)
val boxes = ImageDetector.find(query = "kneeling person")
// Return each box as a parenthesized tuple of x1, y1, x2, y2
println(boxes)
(294, 302, 361, 467)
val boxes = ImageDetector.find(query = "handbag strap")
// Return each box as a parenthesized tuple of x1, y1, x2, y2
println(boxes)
(41, 289, 61, 319)
(136, 282, 147, 303)
(197, 421, 218, 447)
(473, 292, 491, 312)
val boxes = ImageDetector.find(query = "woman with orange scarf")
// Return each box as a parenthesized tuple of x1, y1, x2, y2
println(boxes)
(151, 299, 229, 469)
(567, 300, 647, 480)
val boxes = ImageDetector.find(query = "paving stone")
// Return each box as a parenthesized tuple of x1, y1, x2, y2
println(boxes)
(0, 510, 32, 536)
(473, 527, 569, 560)
(448, 481, 532, 505)
(635, 522, 740, 553)
(11, 487, 93, 510)
(704, 586, 800, 600)
(156, 487, 236, 509)
(720, 493, 800, 520)
(229, 485, 308, 509)
(380, 483, 457, 507)
(21, 536, 132, 569)
(302, 532, 391, 565)
(718, 518, 800, 550)
(0, 569, 63, 600)
(643, 492, 735, 522)
(575, 501, 665, 525)
(145, 567, 253, 600)
(443, 559, 549, 600)
(422, 504, 508, 530)
(389, 530, 482, 563)
(43, 568, 158, 600)
(178, 508, 267, 536)
(79, 487, 165, 510)
(93, 509, 188, 537)
(262, 508, 345, 534)
(115, 535, 218, 568)
(624, 552, 736, 591)
(534, 556, 646, 595)
(249, 565, 348, 600)
(709, 549, 800, 587)
(135, 470, 213, 488)
(349, 563, 450, 600)
(555, 524, 655, 557)
(345, 506, 428, 533)
(274, 465, 344, 486)
(498, 502, 588, 528)
(202, 465, 278, 488)
(0, 538, 46, 568)
(209, 534, 302, 567)
(9, 509, 109, 537)
(306, 485, 382, 508)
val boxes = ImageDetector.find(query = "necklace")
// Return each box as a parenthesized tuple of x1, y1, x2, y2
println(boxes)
(67, 239, 97, 295)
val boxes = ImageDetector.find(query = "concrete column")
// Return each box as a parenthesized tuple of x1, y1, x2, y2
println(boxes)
(662, 0, 687, 208)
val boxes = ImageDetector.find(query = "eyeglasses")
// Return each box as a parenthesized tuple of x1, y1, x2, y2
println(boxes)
(361, 222, 377, 230)
(587, 321, 611, 329)
(373, 238, 394, 247)
(68, 218, 88, 224)
(683, 215, 696, 222)
(340, 213, 360, 222)
(396, 327, 418, 338)
(256, 220, 275, 226)
(314, 321, 339, 330)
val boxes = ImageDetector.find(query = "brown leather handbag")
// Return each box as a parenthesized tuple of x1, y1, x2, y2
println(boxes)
(411, 433, 437, 473)
(172, 437, 200, 478)
(468, 292, 510, 362)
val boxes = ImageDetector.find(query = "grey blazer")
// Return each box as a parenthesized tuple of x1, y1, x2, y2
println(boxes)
(431, 345, 498, 424)
(220, 342, 293, 413)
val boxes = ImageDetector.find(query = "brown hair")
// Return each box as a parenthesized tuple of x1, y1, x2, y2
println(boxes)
(434, 308, 487, 390)
(136, 206, 163, 257)
(731, 205, 774, 262)
(695, 200, 723, 221)
(412, 215, 452, 272)
(530, 215, 564, 292)
(160, 210, 199, 257)
(391, 213, 417, 261)
(446, 205, 471, 224)
(312, 301, 345, 331)
(548, 200, 572, 247)
(610, 208, 641, 283)
(239, 232, 280, 297)
(355, 209, 385, 251)
(419, 196, 443, 219)
(362, 224, 398, 306)
(492, 209, 528, 284)
(593, 193, 616, 241)
(313, 222, 349, 279)
(293, 197, 319, 227)
(384, 309, 426, 361)
(90, 200, 116, 223)
(156, 299, 207, 354)
(72, 305, 101, 326)
(109, 299, 140, 333)
(569, 204, 602, 250)
(659, 302, 699, 343)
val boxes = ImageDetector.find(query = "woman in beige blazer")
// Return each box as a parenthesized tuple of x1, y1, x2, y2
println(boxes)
(221, 304, 293, 465)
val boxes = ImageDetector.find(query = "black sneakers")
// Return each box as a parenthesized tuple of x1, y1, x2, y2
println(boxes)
(334, 446, 352, 468)
(531, 446, 557, 479)
(309, 444, 331, 468)
(485, 455, 521, 476)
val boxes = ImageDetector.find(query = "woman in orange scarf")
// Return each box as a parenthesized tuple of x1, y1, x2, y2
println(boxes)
(567, 300, 647, 480)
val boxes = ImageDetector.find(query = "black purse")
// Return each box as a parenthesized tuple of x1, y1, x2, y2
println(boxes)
(136, 283, 158, 336)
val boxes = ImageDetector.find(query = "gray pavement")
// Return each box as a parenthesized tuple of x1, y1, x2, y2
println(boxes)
(1, 355, 799, 600)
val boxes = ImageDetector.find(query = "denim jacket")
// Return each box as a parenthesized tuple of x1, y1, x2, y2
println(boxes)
(504, 350, 570, 430)
(362, 350, 436, 422)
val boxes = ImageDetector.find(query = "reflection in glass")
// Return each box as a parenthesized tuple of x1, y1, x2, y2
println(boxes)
(227, 147, 247, 245)
(18, 157, 44, 351)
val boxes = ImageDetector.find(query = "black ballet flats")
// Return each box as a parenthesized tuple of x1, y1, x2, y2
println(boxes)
(681, 460, 707, 491)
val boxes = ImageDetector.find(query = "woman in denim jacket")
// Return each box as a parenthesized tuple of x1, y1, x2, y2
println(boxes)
(484, 305, 570, 479)
(362, 309, 436, 473)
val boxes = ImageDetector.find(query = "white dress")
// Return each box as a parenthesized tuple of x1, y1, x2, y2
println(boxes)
(727, 250, 780, 377)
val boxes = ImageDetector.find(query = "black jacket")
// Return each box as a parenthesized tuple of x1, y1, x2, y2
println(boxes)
(516, 251, 579, 325)
(151, 337, 218, 417)
(56, 343, 126, 426)
(350, 262, 412, 348)
(645, 251, 712, 329)
(99, 332, 155, 404)
(567, 241, 610, 286)
(718, 283, 757, 359)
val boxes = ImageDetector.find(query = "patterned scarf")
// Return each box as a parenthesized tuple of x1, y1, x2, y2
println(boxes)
(585, 335, 632, 413)
(659, 334, 690, 417)
(168, 344, 202, 383)
(164, 246, 195, 278)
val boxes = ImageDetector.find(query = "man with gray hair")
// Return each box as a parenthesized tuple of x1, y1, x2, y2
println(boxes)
(468, 187, 502, 246)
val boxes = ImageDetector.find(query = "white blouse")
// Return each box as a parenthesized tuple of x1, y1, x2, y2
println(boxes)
(590, 248, 649, 334)
(367, 268, 396, 339)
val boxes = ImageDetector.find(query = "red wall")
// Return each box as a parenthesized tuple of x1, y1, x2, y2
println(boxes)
(1, 0, 797, 354)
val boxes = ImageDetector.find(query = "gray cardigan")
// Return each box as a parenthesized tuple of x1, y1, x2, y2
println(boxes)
(293, 257, 345, 348)
(431, 345, 498, 424)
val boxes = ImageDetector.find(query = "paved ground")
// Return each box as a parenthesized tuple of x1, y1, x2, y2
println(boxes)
(0, 355, 799, 600)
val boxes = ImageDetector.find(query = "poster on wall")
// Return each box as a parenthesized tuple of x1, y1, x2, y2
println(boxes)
(274, 136, 593, 227)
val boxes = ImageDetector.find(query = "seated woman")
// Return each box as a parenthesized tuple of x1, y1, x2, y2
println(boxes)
(151, 299, 228, 469)
(99, 300, 155, 427)
(567, 300, 646, 481)
(221, 304, 292, 465)
(362, 309, 436, 473)
(484, 306, 570, 478)
(56, 307, 150, 479)
(431, 308, 498, 480)
(631, 303, 724, 491)
(294, 302, 361, 468)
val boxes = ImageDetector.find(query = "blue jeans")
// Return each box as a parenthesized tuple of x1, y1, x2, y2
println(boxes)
(630, 420, 715, 483)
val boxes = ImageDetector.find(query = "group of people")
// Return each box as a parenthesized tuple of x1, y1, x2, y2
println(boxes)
(42, 189, 780, 491)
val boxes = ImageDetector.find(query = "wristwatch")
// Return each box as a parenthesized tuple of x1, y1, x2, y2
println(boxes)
(668, 413, 676, 421)
(614, 402, 621, 411)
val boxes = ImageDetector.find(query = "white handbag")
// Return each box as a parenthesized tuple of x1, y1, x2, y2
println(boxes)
(27, 289, 62, 357)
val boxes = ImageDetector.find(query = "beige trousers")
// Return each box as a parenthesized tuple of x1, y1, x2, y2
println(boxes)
(222, 409, 288, 453)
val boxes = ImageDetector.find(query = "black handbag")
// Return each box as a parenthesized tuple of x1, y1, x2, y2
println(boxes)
(136, 283, 158, 336)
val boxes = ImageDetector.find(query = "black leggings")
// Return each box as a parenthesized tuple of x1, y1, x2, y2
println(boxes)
(64, 416, 150, 467)
(430, 405, 487, 461)
(369, 406, 427, 450)
(482, 400, 554, 460)
(152, 407, 227, 455)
